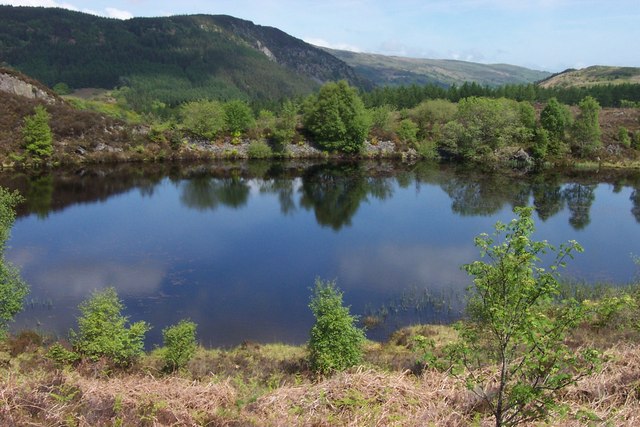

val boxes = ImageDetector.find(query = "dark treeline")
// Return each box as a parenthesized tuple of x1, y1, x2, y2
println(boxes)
(361, 81, 640, 109)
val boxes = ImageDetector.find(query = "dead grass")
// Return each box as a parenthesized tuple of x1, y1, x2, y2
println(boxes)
(555, 343, 640, 426)
(246, 367, 478, 426)
(0, 368, 238, 426)
(2, 328, 640, 426)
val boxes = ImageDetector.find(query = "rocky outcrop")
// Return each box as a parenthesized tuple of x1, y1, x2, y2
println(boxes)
(0, 70, 57, 103)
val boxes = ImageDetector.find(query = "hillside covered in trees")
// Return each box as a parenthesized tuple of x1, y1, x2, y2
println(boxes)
(0, 6, 365, 111)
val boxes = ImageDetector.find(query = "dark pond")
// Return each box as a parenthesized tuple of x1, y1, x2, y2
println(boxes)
(3, 160, 640, 347)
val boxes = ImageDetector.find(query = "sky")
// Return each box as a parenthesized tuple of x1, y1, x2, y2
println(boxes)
(2, 0, 639, 72)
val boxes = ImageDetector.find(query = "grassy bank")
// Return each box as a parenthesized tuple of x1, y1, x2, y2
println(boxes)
(2, 320, 640, 426)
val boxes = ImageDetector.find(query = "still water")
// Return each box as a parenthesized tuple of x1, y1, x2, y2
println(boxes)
(2, 161, 640, 346)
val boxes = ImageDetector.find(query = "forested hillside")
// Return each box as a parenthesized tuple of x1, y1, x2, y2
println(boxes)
(0, 6, 364, 111)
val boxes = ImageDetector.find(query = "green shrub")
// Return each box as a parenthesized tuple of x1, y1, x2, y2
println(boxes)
(47, 343, 80, 365)
(224, 100, 255, 134)
(633, 131, 640, 150)
(272, 100, 298, 150)
(369, 104, 395, 133)
(408, 99, 457, 139)
(162, 319, 197, 372)
(308, 278, 365, 375)
(414, 140, 438, 160)
(22, 105, 53, 159)
(395, 118, 419, 143)
(52, 82, 72, 95)
(618, 126, 631, 148)
(531, 125, 550, 160)
(70, 287, 150, 367)
(0, 188, 28, 338)
(247, 141, 273, 159)
(180, 100, 225, 140)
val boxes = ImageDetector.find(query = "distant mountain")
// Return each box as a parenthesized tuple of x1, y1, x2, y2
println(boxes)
(538, 66, 640, 88)
(0, 6, 366, 107)
(325, 48, 551, 87)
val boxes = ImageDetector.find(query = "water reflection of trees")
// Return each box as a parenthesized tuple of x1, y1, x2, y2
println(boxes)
(300, 164, 370, 230)
(631, 188, 640, 223)
(180, 176, 250, 211)
(531, 175, 564, 221)
(259, 179, 297, 215)
(3, 161, 640, 230)
(562, 184, 596, 230)
(440, 175, 529, 216)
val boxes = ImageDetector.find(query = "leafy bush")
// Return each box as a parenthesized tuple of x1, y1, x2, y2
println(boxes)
(369, 104, 395, 133)
(633, 131, 640, 150)
(308, 278, 365, 375)
(180, 100, 225, 140)
(618, 126, 631, 148)
(47, 343, 80, 365)
(272, 100, 299, 149)
(303, 81, 371, 153)
(414, 140, 438, 160)
(437, 97, 533, 161)
(247, 141, 273, 159)
(52, 82, 72, 95)
(224, 100, 255, 134)
(395, 118, 419, 143)
(162, 319, 197, 372)
(70, 287, 150, 367)
(408, 99, 457, 139)
(531, 125, 550, 160)
(22, 105, 53, 159)
(0, 188, 28, 338)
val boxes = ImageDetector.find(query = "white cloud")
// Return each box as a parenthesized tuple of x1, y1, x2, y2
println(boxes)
(3, 0, 76, 8)
(105, 6, 133, 19)
(303, 37, 362, 52)
(33, 260, 167, 297)
(338, 244, 474, 293)
(3, 1, 133, 19)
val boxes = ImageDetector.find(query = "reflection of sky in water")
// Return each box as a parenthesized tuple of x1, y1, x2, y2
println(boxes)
(6, 169, 640, 347)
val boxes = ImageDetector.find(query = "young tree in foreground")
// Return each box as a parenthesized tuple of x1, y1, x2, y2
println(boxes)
(0, 188, 28, 337)
(70, 287, 150, 367)
(162, 319, 197, 372)
(446, 207, 599, 427)
(308, 278, 365, 375)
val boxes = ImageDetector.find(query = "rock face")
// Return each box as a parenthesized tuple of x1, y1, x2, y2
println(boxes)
(0, 71, 56, 103)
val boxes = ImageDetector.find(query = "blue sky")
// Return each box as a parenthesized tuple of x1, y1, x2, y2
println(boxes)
(3, 0, 639, 72)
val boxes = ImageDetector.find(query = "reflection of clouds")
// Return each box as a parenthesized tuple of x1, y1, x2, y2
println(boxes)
(338, 244, 475, 292)
(32, 260, 166, 298)
(6, 246, 44, 268)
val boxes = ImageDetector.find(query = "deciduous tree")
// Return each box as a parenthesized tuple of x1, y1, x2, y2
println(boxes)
(303, 81, 371, 153)
(446, 207, 599, 426)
